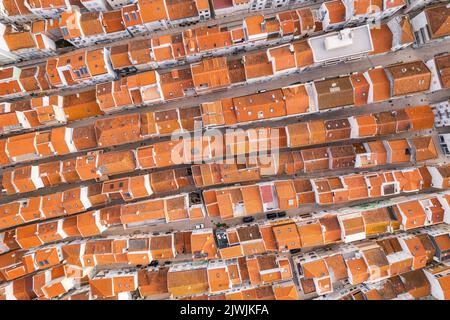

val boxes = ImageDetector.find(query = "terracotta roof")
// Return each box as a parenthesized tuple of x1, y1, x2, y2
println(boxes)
(324, 0, 346, 25)
(102, 11, 126, 34)
(362, 247, 389, 277)
(165, 0, 199, 21)
(207, 266, 231, 292)
(354, 0, 371, 15)
(159, 68, 194, 99)
(138, 0, 168, 23)
(79, 12, 104, 36)
(191, 231, 217, 259)
(273, 282, 299, 300)
(2, 25, 37, 51)
(385, 138, 411, 164)
(278, 11, 300, 36)
(399, 16, 414, 45)
(138, 267, 169, 297)
(297, 8, 315, 32)
(109, 45, 132, 69)
(2, 0, 33, 15)
(167, 267, 208, 297)
(243, 51, 273, 80)
(434, 54, 450, 89)
(385, 60, 431, 96)
(298, 222, 324, 248)
(350, 73, 369, 106)
(314, 76, 354, 110)
(227, 58, 246, 84)
(233, 89, 286, 123)
(396, 200, 427, 229)
(128, 39, 153, 65)
(346, 257, 369, 284)
(273, 223, 301, 251)
(191, 26, 232, 52)
(292, 40, 313, 68)
(244, 15, 266, 37)
(191, 57, 231, 91)
(425, 4, 450, 39)
(95, 114, 140, 147)
(410, 136, 438, 161)
(121, 4, 143, 27)
(268, 44, 296, 72)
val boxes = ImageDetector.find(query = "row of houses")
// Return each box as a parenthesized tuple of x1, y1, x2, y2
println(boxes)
(3, 222, 447, 300)
(293, 225, 450, 298)
(0, 16, 445, 144)
(9, 187, 447, 256)
(0, 48, 447, 144)
(0, 163, 449, 253)
(1, 0, 446, 68)
(202, 165, 450, 219)
(107, 6, 318, 72)
(0, 0, 411, 43)
(1, 2, 317, 62)
(0, 5, 423, 101)
(0, 58, 441, 167)
(0, 0, 441, 27)
(0, 251, 296, 299)
(0, 2, 446, 92)
(0, 133, 442, 232)
(0, 128, 444, 228)
(0, 0, 71, 24)
(0, 104, 438, 196)
(2, 46, 443, 136)
(28, 0, 433, 49)
(0, 26, 444, 145)
(0, 21, 57, 64)
(0, 0, 210, 25)
(0, 196, 448, 298)
(317, 261, 449, 300)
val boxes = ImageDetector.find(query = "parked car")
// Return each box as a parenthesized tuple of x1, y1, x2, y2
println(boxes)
(277, 212, 287, 218)
(194, 223, 205, 229)
(149, 260, 159, 267)
(266, 213, 277, 219)
(243, 216, 255, 223)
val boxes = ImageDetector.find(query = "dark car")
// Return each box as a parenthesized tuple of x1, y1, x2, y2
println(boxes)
(266, 213, 277, 219)
(289, 249, 301, 254)
(149, 260, 159, 267)
(243, 216, 255, 223)
(277, 212, 287, 218)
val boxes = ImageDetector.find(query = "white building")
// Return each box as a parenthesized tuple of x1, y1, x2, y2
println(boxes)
(308, 24, 374, 65)
(80, 0, 111, 12)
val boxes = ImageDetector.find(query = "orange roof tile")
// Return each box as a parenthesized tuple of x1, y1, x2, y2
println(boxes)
(165, 0, 198, 21)
(324, 0, 346, 25)
(268, 44, 296, 72)
(425, 4, 450, 39)
(367, 67, 391, 102)
(273, 223, 301, 251)
(191, 57, 231, 91)
(243, 51, 273, 80)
